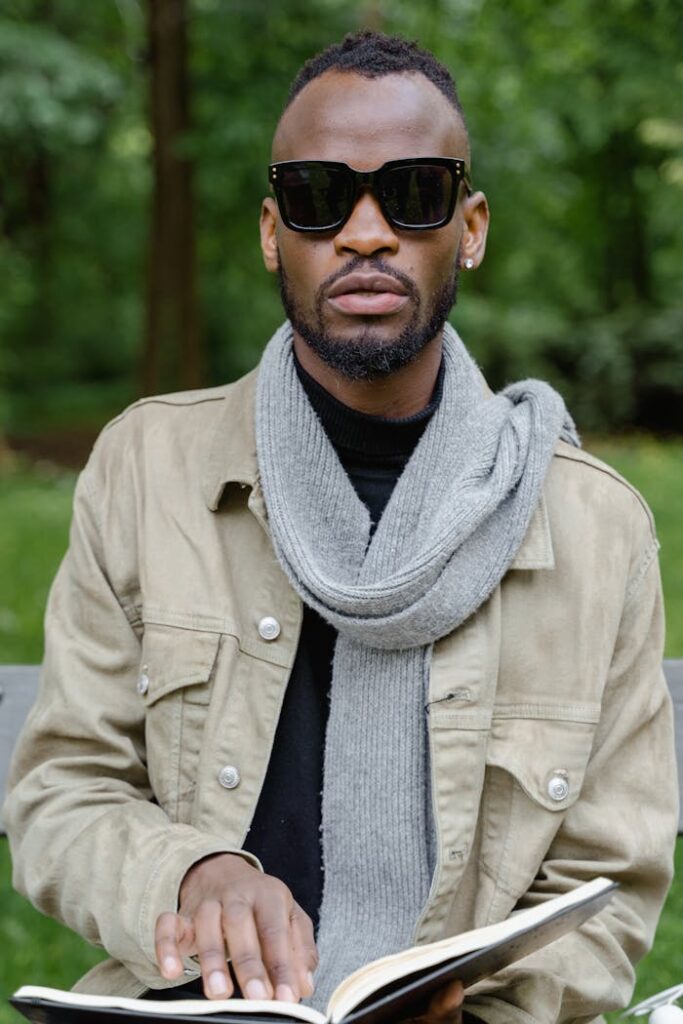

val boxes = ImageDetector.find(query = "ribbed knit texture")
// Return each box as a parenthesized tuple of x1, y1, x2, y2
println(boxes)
(255, 321, 579, 1010)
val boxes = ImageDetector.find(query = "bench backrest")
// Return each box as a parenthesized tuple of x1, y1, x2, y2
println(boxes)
(1, 661, 683, 835)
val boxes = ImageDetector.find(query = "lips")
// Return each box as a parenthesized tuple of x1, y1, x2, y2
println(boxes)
(326, 272, 409, 316)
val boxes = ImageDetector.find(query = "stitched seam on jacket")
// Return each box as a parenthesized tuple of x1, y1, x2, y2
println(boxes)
(101, 391, 227, 435)
(137, 837, 235, 958)
(79, 467, 140, 631)
(477, 855, 522, 899)
(491, 703, 600, 723)
(140, 609, 295, 669)
(554, 449, 657, 537)
(624, 536, 660, 608)
(481, 781, 528, 908)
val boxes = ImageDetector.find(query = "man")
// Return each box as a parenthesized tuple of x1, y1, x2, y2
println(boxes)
(5, 31, 678, 1024)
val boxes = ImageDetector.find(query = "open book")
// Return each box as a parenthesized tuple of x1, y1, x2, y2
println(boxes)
(11, 877, 616, 1024)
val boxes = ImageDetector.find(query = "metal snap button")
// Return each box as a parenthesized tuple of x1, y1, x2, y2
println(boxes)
(258, 616, 281, 641)
(136, 667, 150, 696)
(547, 770, 569, 802)
(218, 765, 241, 790)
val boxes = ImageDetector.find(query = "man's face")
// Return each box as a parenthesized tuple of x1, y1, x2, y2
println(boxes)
(261, 70, 482, 381)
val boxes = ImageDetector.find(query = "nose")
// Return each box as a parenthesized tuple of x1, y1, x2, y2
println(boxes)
(333, 189, 399, 258)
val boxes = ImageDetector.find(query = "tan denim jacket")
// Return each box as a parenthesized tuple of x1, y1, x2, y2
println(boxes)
(4, 363, 678, 1024)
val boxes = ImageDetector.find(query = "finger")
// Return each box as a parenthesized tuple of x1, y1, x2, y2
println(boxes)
(155, 912, 190, 980)
(175, 914, 198, 957)
(427, 980, 464, 1019)
(254, 888, 302, 1002)
(290, 903, 318, 997)
(194, 899, 234, 1000)
(221, 897, 274, 1002)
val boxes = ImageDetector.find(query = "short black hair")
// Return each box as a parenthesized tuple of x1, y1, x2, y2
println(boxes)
(285, 30, 466, 127)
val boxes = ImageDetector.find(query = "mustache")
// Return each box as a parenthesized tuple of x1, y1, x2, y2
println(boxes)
(317, 256, 420, 305)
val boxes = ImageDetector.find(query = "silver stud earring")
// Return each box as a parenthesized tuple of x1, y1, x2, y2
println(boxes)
(463, 258, 474, 270)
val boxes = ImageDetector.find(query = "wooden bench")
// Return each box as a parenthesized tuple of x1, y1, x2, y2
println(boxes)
(1, 661, 682, 835)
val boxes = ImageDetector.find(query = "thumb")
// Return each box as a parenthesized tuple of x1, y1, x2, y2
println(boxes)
(428, 980, 464, 1019)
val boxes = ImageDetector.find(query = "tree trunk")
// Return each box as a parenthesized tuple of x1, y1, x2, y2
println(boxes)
(600, 129, 652, 309)
(143, 0, 201, 396)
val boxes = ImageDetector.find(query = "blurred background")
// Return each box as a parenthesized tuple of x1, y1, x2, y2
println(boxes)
(0, 0, 681, 1020)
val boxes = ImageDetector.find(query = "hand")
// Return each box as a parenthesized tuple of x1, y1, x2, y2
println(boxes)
(155, 853, 318, 1002)
(407, 981, 464, 1023)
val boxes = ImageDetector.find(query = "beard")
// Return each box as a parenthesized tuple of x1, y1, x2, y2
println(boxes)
(277, 254, 459, 381)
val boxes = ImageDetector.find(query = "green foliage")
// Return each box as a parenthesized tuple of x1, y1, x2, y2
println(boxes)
(0, 2, 147, 431)
(0, 0, 682, 433)
(0, 839, 105, 1019)
(0, 19, 121, 147)
(589, 435, 683, 655)
(605, 839, 683, 1024)
(0, 464, 76, 661)
(431, 0, 683, 429)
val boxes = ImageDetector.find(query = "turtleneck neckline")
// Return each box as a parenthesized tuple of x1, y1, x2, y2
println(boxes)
(293, 349, 445, 460)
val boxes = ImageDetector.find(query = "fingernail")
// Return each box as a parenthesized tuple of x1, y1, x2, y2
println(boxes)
(245, 979, 268, 1001)
(162, 956, 178, 977)
(207, 971, 228, 997)
(276, 984, 297, 1003)
(307, 972, 315, 992)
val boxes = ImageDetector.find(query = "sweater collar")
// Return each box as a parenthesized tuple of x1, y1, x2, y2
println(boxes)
(293, 349, 445, 460)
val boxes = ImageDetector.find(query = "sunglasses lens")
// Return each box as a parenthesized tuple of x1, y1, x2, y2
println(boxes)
(382, 164, 454, 227)
(278, 164, 351, 230)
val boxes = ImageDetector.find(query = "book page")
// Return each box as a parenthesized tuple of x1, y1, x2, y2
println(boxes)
(14, 879, 614, 1024)
(13, 986, 327, 1024)
(326, 876, 614, 1022)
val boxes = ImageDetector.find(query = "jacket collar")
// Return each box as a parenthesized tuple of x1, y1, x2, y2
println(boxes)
(202, 367, 260, 510)
(202, 364, 555, 571)
(510, 490, 554, 570)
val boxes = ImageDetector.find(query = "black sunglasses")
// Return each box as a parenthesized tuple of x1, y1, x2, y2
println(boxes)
(268, 157, 472, 233)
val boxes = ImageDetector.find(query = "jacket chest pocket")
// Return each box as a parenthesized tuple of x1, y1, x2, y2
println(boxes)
(139, 624, 222, 822)
(479, 708, 599, 904)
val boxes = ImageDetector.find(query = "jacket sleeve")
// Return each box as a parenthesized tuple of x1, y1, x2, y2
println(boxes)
(464, 532, 679, 1024)
(2, 451, 260, 988)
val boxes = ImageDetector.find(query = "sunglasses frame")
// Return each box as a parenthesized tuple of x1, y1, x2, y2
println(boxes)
(268, 157, 472, 233)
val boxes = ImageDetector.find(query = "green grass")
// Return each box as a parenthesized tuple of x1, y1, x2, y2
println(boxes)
(588, 436, 683, 655)
(0, 838, 105, 1011)
(0, 464, 77, 663)
(608, 839, 683, 1021)
(1, 438, 682, 1019)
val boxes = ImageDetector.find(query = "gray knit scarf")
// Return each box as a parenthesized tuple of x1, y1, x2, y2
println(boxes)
(255, 321, 579, 1010)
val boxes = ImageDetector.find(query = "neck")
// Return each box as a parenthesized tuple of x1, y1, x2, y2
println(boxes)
(291, 331, 444, 419)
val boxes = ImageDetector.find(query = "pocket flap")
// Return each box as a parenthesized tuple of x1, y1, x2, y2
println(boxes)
(487, 713, 598, 811)
(139, 624, 221, 705)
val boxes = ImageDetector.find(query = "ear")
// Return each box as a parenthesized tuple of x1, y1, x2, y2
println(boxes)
(459, 190, 490, 270)
(260, 197, 280, 273)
